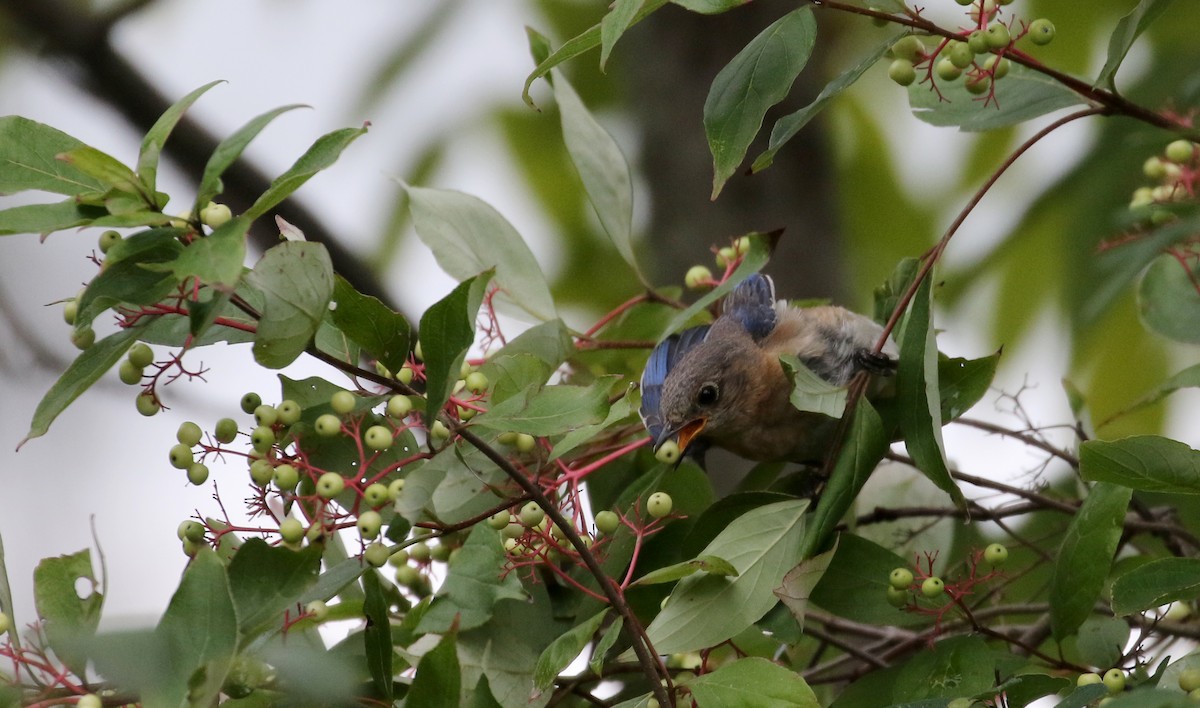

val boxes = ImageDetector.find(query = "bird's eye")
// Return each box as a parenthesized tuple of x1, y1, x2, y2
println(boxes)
(696, 383, 720, 407)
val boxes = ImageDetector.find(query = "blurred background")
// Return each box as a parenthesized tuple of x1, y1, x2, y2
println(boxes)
(1, 0, 1198, 635)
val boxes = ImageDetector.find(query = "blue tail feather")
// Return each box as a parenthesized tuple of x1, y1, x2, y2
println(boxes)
(723, 273, 776, 340)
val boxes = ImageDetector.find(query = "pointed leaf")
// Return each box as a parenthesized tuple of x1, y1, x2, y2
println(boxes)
(0, 199, 108, 236)
(195, 103, 306, 211)
(419, 273, 492, 427)
(673, 0, 751, 12)
(408, 631, 460, 708)
(329, 274, 411, 374)
(416, 525, 527, 633)
(227, 539, 322, 642)
(1111, 557, 1200, 615)
(57, 146, 146, 199)
(643, 499, 808, 654)
(553, 70, 641, 278)
(774, 542, 836, 631)
(362, 570, 394, 702)
(907, 63, 1085, 132)
(704, 7, 816, 198)
(1138, 252, 1200, 343)
(1096, 0, 1175, 90)
(246, 241, 334, 368)
(688, 657, 819, 708)
(1050, 482, 1132, 639)
(938, 351, 1000, 421)
(405, 184, 556, 321)
(243, 124, 368, 222)
(589, 616, 623, 677)
(1080, 435, 1200, 494)
(632, 555, 739, 587)
(0, 116, 107, 195)
(472, 376, 615, 437)
(34, 550, 103, 678)
(600, 0, 645, 69)
(780, 354, 848, 417)
(138, 80, 224, 195)
(155, 214, 248, 290)
(1107, 363, 1200, 422)
(661, 231, 775, 338)
(534, 609, 608, 691)
(75, 228, 186, 330)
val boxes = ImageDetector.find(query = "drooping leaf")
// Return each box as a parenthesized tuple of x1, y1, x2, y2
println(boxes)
(1080, 435, 1200, 494)
(415, 524, 527, 633)
(56, 146, 146, 200)
(329, 274, 411, 374)
(1050, 482, 1132, 639)
(774, 542, 836, 631)
(472, 376, 615, 437)
(1105, 363, 1200, 423)
(74, 228, 185, 330)
(907, 63, 1085, 132)
(243, 124, 369, 222)
(642, 499, 808, 654)
(154, 215, 250, 290)
(33, 550, 103, 678)
(0, 199, 108, 236)
(362, 570, 394, 702)
(408, 631, 461, 708)
(704, 7, 816, 198)
(938, 351, 1000, 421)
(138, 80, 224, 195)
(246, 241, 334, 368)
(589, 616, 623, 677)
(195, 103, 307, 211)
(1096, 0, 1176, 90)
(780, 354, 847, 417)
(405, 184, 556, 321)
(1138, 252, 1200, 343)
(0, 117, 109, 195)
(599, 0, 646, 69)
(533, 609, 608, 691)
(419, 273, 492, 427)
(227, 539, 322, 642)
(687, 657, 820, 707)
(553, 69, 641, 279)
(631, 555, 739, 587)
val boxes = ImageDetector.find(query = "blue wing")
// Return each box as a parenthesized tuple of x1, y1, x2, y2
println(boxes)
(722, 273, 776, 340)
(639, 324, 710, 442)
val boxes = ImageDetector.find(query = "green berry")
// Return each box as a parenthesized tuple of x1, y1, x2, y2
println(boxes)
(128, 342, 154, 368)
(168, 443, 194, 470)
(983, 55, 1010, 79)
(388, 478, 405, 500)
(276, 399, 301, 425)
(429, 420, 451, 442)
(889, 567, 914, 590)
(363, 483, 390, 508)
(305, 600, 329, 620)
(948, 42, 974, 69)
(595, 510, 620, 535)
(408, 541, 431, 562)
(501, 521, 524, 539)
(1179, 668, 1200, 692)
(414, 342, 424, 361)
(1144, 156, 1168, 180)
(965, 75, 991, 95)
(1189, 687, 1200, 701)
(98, 229, 122, 253)
(214, 417, 238, 444)
(62, 299, 77, 325)
(430, 543, 451, 562)
(1103, 668, 1125, 694)
(71, 327, 95, 350)
(357, 510, 382, 540)
(316, 472, 345, 499)
(647, 492, 673, 519)
(135, 392, 159, 417)
(279, 518, 305, 544)
(1077, 672, 1102, 687)
(1166, 139, 1196, 164)
(330, 390, 356, 414)
(249, 459, 274, 487)
(733, 236, 751, 256)
(77, 695, 102, 708)
(520, 502, 545, 527)
(1027, 18, 1055, 46)
(921, 576, 945, 598)
(515, 433, 536, 453)
(176, 421, 203, 446)
(886, 585, 909, 608)
(187, 462, 209, 485)
(364, 542, 390, 567)
(314, 413, 341, 437)
(655, 440, 681, 465)
(387, 395, 413, 419)
(240, 392, 262, 414)
(394, 564, 420, 588)
(967, 29, 989, 54)
(465, 371, 489, 394)
(488, 511, 512, 530)
(890, 35, 925, 62)
(935, 58, 962, 81)
(364, 425, 393, 451)
(253, 404, 278, 427)
(389, 549, 410, 567)
(983, 543, 1009, 566)
(177, 520, 205, 542)
(984, 22, 1011, 49)
(397, 364, 415, 384)
(273, 463, 299, 491)
(888, 59, 917, 87)
(200, 201, 232, 228)
(0, 611, 9, 635)
(118, 359, 144, 385)
(715, 246, 737, 268)
(250, 425, 276, 453)
(684, 265, 714, 290)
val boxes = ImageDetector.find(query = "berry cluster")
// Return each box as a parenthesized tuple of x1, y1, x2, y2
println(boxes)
(885, 543, 1008, 626)
(1130, 139, 1199, 224)
(884, 1, 1055, 104)
(1075, 668, 1128, 698)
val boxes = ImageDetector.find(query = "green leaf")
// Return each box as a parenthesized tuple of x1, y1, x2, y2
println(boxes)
(907, 63, 1085, 132)
(1138, 252, 1200, 343)
(1055, 684, 1111, 708)
(533, 609, 607, 691)
(158, 215, 250, 289)
(687, 657, 819, 707)
(1081, 436, 1200, 494)
(549, 394, 633, 460)
(1002, 673, 1073, 708)
(673, 0, 752, 13)
(1096, 0, 1176, 90)
(589, 616, 623, 677)
(227, 539, 322, 642)
(0, 199, 108, 236)
(296, 556, 368, 606)
(246, 241, 334, 368)
(362, 570, 394, 702)
(704, 7, 816, 198)
(938, 351, 1000, 421)
(599, 0, 646, 69)
(0, 116, 107, 195)
(553, 69, 641, 279)
(194, 103, 307, 211)
(1107, 363, 1200, 422)
(329, 274, 411, 374)
(33, 550, 103, 678)
(419, 273, 492, 427)
(780, 354, 847, 417)
(897, 275, 964, 508)
(404, 184, 556, 321)
(57, 146, 147, 201)
(631, 555, 739, 587)
(1111, 557, 1200, 615)
(416, 525, 527, 633)
(408, 631, 461, 708)
(243, 124, 369, 222)
(810, 533, 926, 626)
(1076, 616, 1130, 669)
(19, 325, 145, 447)
(660, 231, 774, 338)
(472, 376, 615, 437)
(643, 499, 808, 654)
(1050, 482, 1132, 639)
(753, 33, 897, 173)
(892, 636, 996, 702)
(522, 2, 669, 107)
(138, 80, 224, 196)
(800, 399, 889, 558)
(153, 548, 238, 708)
(75, 228, 186, 329)
(773, 543, 836, 632)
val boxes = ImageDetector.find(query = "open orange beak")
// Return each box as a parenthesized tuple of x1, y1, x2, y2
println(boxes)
(660, 417, 706, 456)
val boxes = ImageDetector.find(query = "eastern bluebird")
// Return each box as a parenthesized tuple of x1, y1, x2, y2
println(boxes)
(639, 273, 897, 464)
